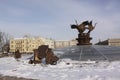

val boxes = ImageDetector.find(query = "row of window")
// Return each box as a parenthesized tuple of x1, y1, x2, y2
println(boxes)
(11, 48, 34, 52)
(11, 40, 25, 43)
(11, 39, 45, 44)
(11, 44, 40, 48)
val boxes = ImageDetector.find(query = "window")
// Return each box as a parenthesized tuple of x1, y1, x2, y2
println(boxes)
(11, 45, 13, 48)
(11, 41, 14, 43)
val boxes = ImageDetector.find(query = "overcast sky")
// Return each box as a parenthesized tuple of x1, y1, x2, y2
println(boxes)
(0, 0, 120, 43)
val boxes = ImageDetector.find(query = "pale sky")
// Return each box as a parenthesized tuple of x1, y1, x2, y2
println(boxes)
(0, 0, 120, 43)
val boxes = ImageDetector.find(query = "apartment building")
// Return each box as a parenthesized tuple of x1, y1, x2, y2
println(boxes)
(10, 36, 77, 53)
(10, 37, 54, 53)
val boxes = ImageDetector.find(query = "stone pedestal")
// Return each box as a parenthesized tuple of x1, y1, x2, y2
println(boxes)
(76, 33, 92, 45)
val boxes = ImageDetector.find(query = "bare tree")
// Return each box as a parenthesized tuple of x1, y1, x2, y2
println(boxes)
(0, 30, 11, 53)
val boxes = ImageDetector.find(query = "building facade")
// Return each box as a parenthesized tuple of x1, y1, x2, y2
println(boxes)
(10, 37, 54, 53)
(54, 39, 77, 48)
(10, 36, 77, 53)
(108, 39, 120, 46)
(95, 38, 120, 46)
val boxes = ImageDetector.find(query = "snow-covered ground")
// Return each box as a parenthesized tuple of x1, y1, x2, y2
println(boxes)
(0, 55, 120, 80)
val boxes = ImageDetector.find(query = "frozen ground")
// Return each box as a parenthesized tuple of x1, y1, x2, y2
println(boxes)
(0, 55, 120, 80)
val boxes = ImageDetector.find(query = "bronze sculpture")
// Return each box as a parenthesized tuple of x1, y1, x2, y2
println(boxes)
(29, 45, 59, 65)
(71, 20, 96, 45)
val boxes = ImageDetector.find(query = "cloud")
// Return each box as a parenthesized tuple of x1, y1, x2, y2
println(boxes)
(0, 0, 120, 43)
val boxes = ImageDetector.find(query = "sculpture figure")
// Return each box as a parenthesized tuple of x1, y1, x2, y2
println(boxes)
(29, 45, 59, 65)
(71, 20, 96, 45)
(87, 21, 97, 34)
(71, 21, 89, 33)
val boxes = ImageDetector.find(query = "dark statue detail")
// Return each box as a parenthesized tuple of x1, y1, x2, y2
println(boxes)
(71, 20, 96, 45)
(14, 49, 21, 61)
(29, 45, 59, 65)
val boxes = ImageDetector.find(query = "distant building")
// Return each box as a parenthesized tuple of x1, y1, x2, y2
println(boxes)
(69, 39, 78, 46)
(95, 38, 120, 46)
(108, 38, 120, 46)
(43, 38, 54, 49)
(10, 37, 54, 53)
(10, 35, 77, 53)
(54, 41, 69, 48)
(54, 39, 77, 48)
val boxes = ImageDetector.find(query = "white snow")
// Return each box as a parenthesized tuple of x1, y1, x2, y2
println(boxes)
(0, 56, 120, 80)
